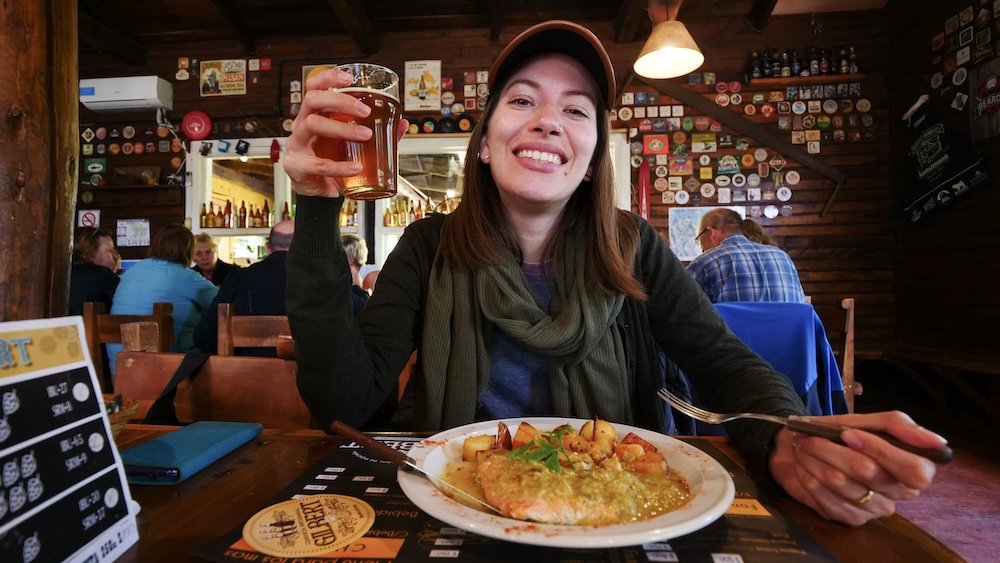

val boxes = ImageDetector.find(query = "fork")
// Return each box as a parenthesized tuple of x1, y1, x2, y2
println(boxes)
(658, 388, 952, 464)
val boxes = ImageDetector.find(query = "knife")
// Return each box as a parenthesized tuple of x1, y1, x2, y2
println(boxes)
(330, 420, 503, 515)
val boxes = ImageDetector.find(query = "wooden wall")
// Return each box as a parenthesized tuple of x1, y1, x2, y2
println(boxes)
(78, 12, 896, 354)
(888, 0, 1000, 358)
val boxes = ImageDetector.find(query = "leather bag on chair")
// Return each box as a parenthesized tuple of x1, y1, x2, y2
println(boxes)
(144, 353, 210, 425)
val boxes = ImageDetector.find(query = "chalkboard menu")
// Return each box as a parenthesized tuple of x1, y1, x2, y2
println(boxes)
(0, 317, 138, 562)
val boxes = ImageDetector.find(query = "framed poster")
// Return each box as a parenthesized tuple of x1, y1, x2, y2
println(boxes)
(200, 59, 247, 96)
(668, 206, 745, 261)
(404, 60, 441, 112)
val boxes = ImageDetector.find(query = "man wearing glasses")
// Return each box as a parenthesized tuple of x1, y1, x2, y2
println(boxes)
(688, 209, 806, 303)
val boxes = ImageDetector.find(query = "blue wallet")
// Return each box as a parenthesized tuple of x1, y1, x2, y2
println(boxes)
(121, 421, 263, 485)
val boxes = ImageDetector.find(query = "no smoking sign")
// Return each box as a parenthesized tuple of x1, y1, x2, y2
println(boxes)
(77, 210, 100, 227)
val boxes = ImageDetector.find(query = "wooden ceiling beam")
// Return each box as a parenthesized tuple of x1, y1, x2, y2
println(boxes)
(615, 0, 648, 42)
(486, 0, 501, 42)
(78, 12, 146, 66)
(326, 0, 378, 55)
(209, 0, 256, 55)
(746, 0, 779, 33)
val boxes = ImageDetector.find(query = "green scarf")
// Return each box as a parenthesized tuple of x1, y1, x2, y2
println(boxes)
(417, 222, 630, 430)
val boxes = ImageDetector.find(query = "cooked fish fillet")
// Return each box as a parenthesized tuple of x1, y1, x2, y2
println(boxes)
(477, 454, 651, 525)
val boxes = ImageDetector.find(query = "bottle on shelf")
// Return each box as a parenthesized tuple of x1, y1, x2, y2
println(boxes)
(791, 49, 801, 77)
(239, 201, 247, 229)
(807, 45, 819, 77)
(352, 200, 359, 227)
(282, 202, 291, 221)
(839, 46, 849, 75)
(208, 201, 216, 227)
(200, 204, 208, 228)
(224, 200, 232, 229)
(819, 48, 829, 75)
(749, 50, 762, 80)
(761, 49, 772, 78)
(770, 48, 781, 78)
(780, 50, 791, 77)
(408, 201, 416, 225)
(848, 46, 858, 74)
(383, 207, 392, 227)
(215, 206, 224, 228)
(416, 200, 424, 221)
(262, 200, 271, 228)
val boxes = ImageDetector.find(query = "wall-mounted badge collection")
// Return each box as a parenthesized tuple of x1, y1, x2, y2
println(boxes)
(929, 4, 991, 113)
(79, 124, 180, 188)
(615, 86, 835, 215)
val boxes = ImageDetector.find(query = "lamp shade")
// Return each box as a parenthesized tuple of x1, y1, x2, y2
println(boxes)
(633, 20, 704, 79)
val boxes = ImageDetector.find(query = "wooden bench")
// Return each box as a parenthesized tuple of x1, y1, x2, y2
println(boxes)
(113, 351, 315, 428)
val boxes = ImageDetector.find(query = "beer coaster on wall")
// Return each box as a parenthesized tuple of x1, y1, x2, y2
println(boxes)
(764, 205, 779, 219)
(674, 190, 690, 205)
(243, 495, 375, 557)
(785, 170, 800, 185)
(776, 186, 792, 201)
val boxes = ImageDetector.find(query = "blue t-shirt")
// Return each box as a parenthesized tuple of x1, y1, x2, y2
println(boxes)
(479, 262, 554, 418)
(106, 258, 218, 376)
(687, 235, 806, 303)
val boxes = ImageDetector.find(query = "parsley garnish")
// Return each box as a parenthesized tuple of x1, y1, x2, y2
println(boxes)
(508, 427, 573, 472)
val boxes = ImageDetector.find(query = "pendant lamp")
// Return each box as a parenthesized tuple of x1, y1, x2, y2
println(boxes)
(633, 0, 704, 79)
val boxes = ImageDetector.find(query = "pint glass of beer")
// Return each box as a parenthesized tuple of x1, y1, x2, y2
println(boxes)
(316, 63, 402, 200)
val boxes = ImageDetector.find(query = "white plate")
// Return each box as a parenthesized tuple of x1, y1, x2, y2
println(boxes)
(398, 418, 735, 549)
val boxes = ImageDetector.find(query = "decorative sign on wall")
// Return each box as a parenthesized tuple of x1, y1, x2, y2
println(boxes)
(116, 219, 151, 248)
(902, 95, 988, 223)
(404, 60, 442, 112)
(200, 59, 247, 97)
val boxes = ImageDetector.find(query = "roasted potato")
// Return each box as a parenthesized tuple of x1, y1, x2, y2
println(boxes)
(462, 434, 497, 462)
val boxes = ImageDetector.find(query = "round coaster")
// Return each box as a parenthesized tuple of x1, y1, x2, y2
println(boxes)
(746, 173, 761, 187)
(715, 93, 730, 106)
(729, 93, 743, 105)
(754, 148, 768, 162)
(243, 495, 375, 557)
(674, 190, 690, 205)
(776, 186, 792, 201)
(700, 183, 716, 197)
(654, 165, 668, 178)
(728, 81, 742, 93)
(743, 103, 757, 116)
(441, 91, 456, 105)
(731, 173, 747, 187)
(785, 170, 801, 185)
(952, 67, 967, 86)
(715, 175, 731, 187)
(699, 154, 711, 166)
(631, 155, 643, 168)
(122, 126, 135, 139)
(792, 101, 807, 115)
(822, 99, 838, 114)
(740, 153, 756, 167)
(654, 177, 669, 191)
(764, 205, 779, 219)
(617, 107, 633, 121)
(856, 98, 871, 113)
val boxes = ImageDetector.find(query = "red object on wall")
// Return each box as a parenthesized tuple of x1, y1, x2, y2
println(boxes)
(637, 159, 650, 220)
(270, 138, 280, 163)
(181, 111, 212, 140)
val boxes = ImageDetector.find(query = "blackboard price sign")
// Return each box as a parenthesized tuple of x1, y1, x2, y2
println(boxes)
(0, 317, 138, 562)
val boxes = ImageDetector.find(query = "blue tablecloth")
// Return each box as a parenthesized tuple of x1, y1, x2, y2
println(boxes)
(714, 302, 848, 416)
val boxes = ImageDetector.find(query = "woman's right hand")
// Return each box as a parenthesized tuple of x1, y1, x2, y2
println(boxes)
(283, 68, 408, 198)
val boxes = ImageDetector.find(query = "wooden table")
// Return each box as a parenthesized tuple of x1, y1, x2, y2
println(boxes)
(114, 424, 962, 562)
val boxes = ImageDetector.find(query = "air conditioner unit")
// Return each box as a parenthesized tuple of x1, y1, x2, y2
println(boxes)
(79, 76, 173, 112)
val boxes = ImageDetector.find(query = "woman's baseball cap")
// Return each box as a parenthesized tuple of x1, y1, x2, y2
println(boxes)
(488, 20, 616, 108)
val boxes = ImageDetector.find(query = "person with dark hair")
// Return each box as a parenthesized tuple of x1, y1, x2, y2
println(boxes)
(107, 224, 218, 376)
(192, 232, 240, 286)
(194, 220, 297, 355)
(689, 208, 806, 303)
(282, 20, 944, 526)
(68, 227, 120, 315)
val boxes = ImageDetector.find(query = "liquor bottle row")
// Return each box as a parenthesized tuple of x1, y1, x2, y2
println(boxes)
(199, 199, 292, 229)
(746, 45, 859, 81)
(339, 199, 360, 228)
(383, 196, 426, 227)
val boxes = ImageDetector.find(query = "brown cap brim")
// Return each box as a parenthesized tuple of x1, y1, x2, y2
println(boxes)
(488, 20, 616, 109)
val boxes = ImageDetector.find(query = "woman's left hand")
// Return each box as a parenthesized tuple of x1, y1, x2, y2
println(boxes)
(768, 410, 946, 525)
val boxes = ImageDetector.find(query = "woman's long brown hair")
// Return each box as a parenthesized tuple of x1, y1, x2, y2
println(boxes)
(439, 71, 646, 301)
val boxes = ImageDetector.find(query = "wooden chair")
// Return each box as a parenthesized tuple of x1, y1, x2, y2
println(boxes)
(217, 302, 292, 358)
(82, 301, 174, 393)
(114, 351, 315, 428)
(837, 298, 858, 412)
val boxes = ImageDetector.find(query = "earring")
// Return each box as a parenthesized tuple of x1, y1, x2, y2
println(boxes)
(480, 151, 490, 163)
(583, 166, 592, 181)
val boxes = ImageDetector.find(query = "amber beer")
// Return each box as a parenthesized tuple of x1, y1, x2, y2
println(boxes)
(317, 88, 401, 199)
(315, 63, 401, 200)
